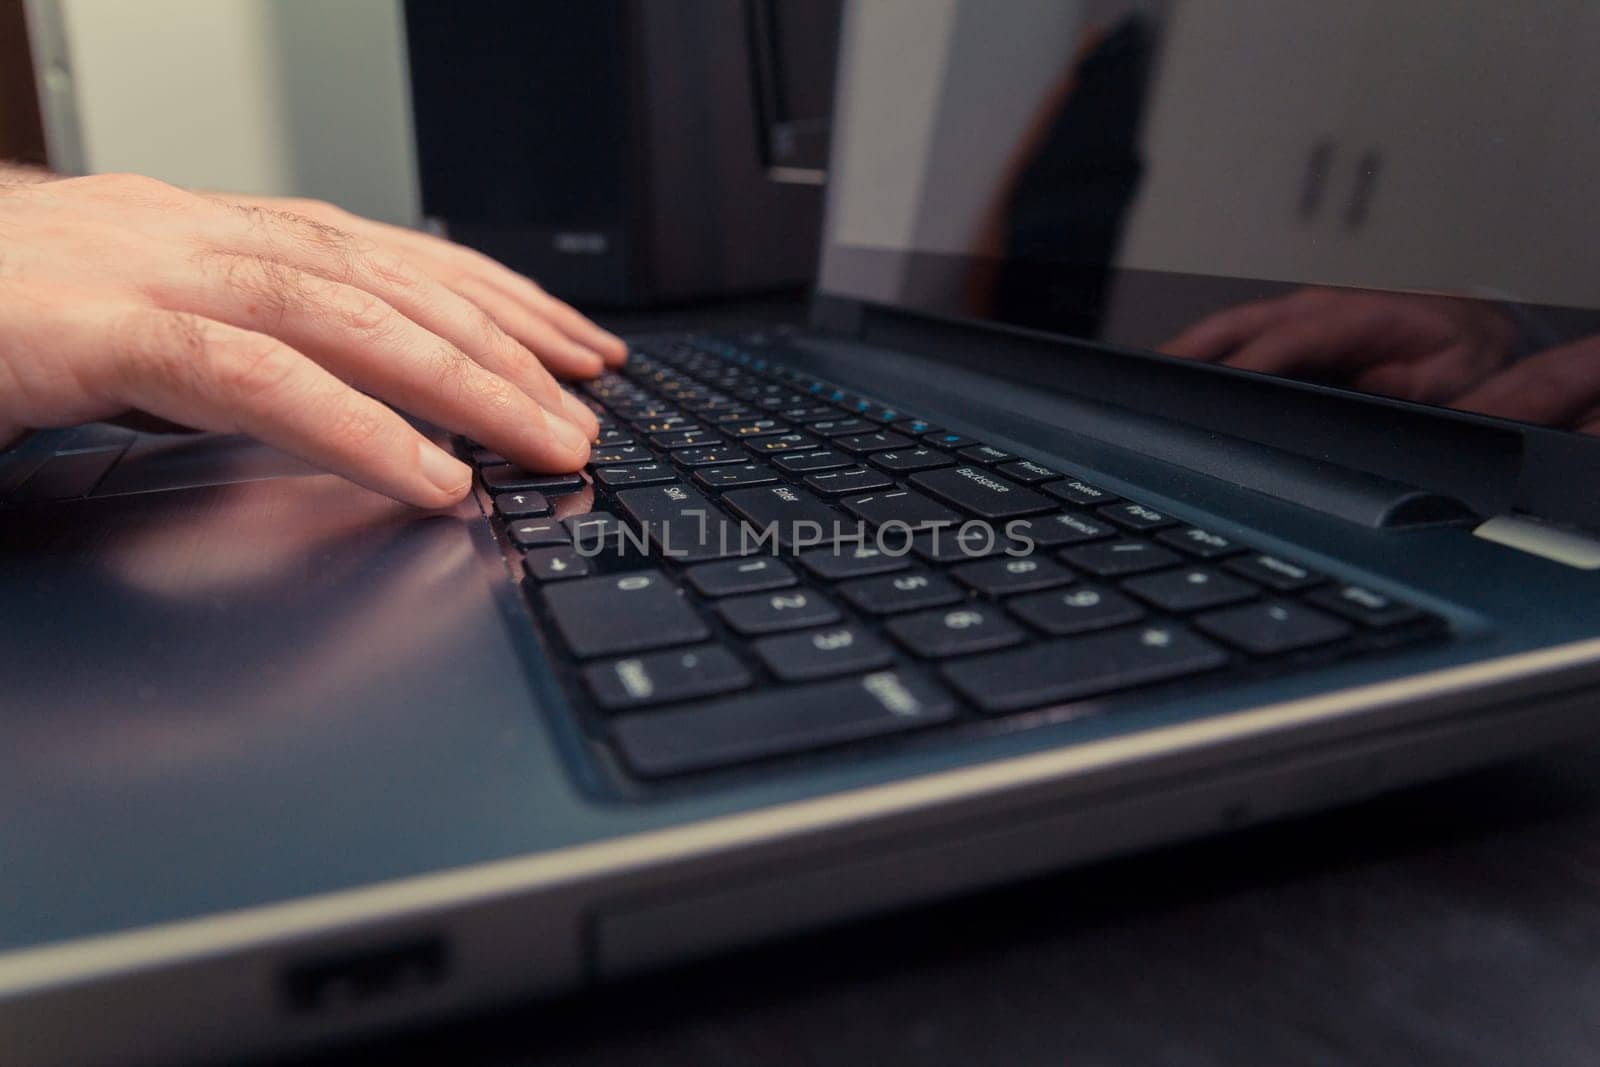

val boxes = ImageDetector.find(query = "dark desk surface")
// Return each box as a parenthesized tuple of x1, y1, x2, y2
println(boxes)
(309, 296, 1600, 1066)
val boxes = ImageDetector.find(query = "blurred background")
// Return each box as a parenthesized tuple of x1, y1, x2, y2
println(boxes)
(2, 0, 841, 306)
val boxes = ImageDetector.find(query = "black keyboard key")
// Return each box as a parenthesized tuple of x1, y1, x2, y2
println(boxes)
(521, 547, 591, 582)
(632, 415, 695, 434)
(722, 418, 791, 438)
(507, 518, 571, 548)
(1008, 584, 1144, 635)
(957, 444, 1016, 465)
(652, 428, 723, 450)
(686, 557, 797, 597)
(594, 428, 634, 446)
(1099, 502, 1178, 531)
(745, 431, 818, 454)
(1224, 553, 1325, 592)
(671, 447, 746, 468)
(798, 545, 911, 580)
(945, 624, 1227, 714)
(909, 466, 1056, 521)
(543, 571, 710, 658)
(493, 490, 549, 519)
(907, 525, 1007, 564)
(705, 407, 761, 423)
(482, 466, 586, 494)
(616, 484, 746, 561)
(1157, 527, 1246, 559)
(1011, 512, 1116, 548)
(563, 514, 638, 556)
(591, 463, 679, 489)
(834, 394, 874, 415)
(839, 571, 964, 615)
(1306, 584, 1426, 628)
(887, 604, 1024, 658)
(755, 392, 808, 410)
(753, 625, 895, 682)
(1122, 567, 1258, 612)
(612, 670, 955, 777)
(778, 404, 841, 424)
(837, 431, 914, 455)
(584, 644, 751, 711)
(808, 417, 877, 437)
(996, 460, 1062, 485)
(470, 448, 506, 467)
(869, 448, 955, 474)
(1061, 539, 1182, 577)
(716, 588, 842, 635)
(805, 467, 895, 497)
(589, 445, 653, 465)
(842, 488, 962, 531)
(722, 483, 843, 548)
(923, 431, 977, 449)
(694, 463, 779, 491)
(773, 449, 853, 473)
(1042, 478, 1118, 507)
(892, 418, 942, 436)
(1196, 601, 1350, 655)
(952, 555, 1074, 596)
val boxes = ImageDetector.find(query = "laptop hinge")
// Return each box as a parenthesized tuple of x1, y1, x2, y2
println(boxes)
(840, 301, 1539, 524)
(780, 330, 1481, 531)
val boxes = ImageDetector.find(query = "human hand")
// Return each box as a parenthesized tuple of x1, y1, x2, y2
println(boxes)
(1452, 333, 1600, 436)
(221, 192, 626, 378)
(1159, 288, 1518, 405)
(0, 173, 615, 507)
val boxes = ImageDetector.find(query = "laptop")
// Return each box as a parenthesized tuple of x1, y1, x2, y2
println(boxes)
(7, 1, 1600, 1062)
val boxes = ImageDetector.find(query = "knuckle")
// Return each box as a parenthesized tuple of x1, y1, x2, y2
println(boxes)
(322, 396, 391, 452)
(428, 339, 474, 394)
(475, 308, 514, 355)
(363, 248, 418, 291)
(330, 286, 393, 336)
(286, 197, 341, 221)
(213, 334, 301, 405)
(467, 371, 523, 424)
(116, 309, 211, 393)
(243, 255, 311, 325)
(87, 172, 187, 205)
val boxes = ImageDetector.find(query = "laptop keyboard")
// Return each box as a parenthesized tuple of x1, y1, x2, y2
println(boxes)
(460, 336, 1446, 784)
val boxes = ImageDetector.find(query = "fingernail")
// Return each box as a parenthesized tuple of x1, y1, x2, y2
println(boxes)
(418, 443, 471, 498)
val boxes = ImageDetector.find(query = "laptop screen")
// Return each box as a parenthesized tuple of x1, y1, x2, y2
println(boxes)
(818, 0, 1600, 437)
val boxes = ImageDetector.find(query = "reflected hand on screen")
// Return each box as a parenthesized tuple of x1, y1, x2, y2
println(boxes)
(1158, 288, 1518, 405)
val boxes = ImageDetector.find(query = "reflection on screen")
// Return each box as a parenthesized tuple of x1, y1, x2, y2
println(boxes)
(821, 0, 1600, 435)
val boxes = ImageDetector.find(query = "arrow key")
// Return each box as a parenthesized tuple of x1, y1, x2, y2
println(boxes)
(522, 547, 591, 582)
(494, 491, 550, 519)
